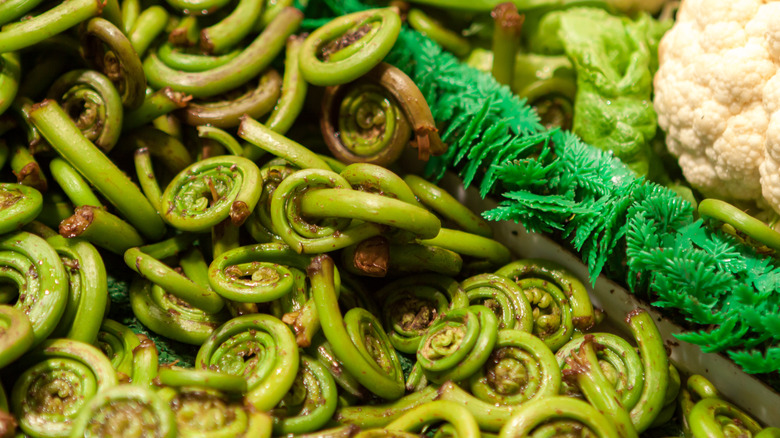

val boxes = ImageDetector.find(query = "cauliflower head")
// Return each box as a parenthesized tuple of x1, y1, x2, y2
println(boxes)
(654, 0, 780, 213)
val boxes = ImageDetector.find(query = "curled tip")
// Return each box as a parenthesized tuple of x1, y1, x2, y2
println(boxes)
(229, 200, 250, 226)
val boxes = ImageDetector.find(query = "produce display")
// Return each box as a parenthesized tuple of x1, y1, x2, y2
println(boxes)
(0, 0, 778, 437)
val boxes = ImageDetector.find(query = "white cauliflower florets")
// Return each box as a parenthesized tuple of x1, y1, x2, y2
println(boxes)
(654, 0, 780, 212)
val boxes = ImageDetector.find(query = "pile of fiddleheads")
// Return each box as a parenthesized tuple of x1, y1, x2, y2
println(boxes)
(0, 2, 775, 438)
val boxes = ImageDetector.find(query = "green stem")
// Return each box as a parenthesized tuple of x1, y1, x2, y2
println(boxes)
(0, 0, 104, 52)
(299, 188, 442, 239)
(29, 99, 166, 240)
(49, 157, 103, 207)
(60, 205, 144, 254)
(131, 334, 158, 388)
(490, 2, 523, 88)
(123, 88, 191, 132)
(10, 142, 47, 192)
(182, 69, 281, 128)
(156, 42, 241, 72)
(420, 228, 511, 268)
(238, 116, 331, 169)
(197, 126, 243, 156)
(133, 147, 163, 212)
(385, 400, 480, 438)
(128, 5, 168, 57)
(626, 309, 669, 433)
(698, 198, 780, 252)
(265, 34, 307, 135)
(200, 0, 264, 54)
(144, 7, 302, 98)
(269, 168, 384, 254)
(404, 174, 492, 237)
(0, 52, 20, 115)
(45, 232, 107, 345)
(334, 385, 438, 428)
(125, 240, 225, 314)
(309, 254, 405, 400)
(497, 395, 619, 437)
(407, 8, 471, 57)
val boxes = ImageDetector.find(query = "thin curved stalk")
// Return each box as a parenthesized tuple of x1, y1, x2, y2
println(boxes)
(144, 7, 302, 98)
(309, 254, 404, 400)
(265, 34, 307, 135)
(29, 99, 166, 240)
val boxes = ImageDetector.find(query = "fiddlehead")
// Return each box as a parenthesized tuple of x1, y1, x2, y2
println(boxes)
(299, 8, 402, 86)
(160, 154, 262, 232)
(556, 332, 643, 409)
(272, 355, 338, 435)
(461, 273, 533, 332)
(79, 17, 146, 109)
(688, 397, 763, 438)
(497, 396, 620, 438)
(208, 242, 311, 303)
(321, 62, 444, 165)
(199, 0, 264, 54)
(269, 168, 384, 254)
(416, 305, 499, 384)
(97, 319, 141, 382)
(130, 278, 229, 345)
(0, 183, 42, 234)
(468, 329, 560, 406)
(265, 34, 307, 136)
(157, 370, 272, 438)
(376, 274, 468, 354)
(30, 225, 107, 345)
(495, 258, 595, 331)
(68, 385, 176, 438)
(561, 336, 638, 438)
(0, 230, 68, 345)
(420, 228, 511, 273)
(0, 304, 33, 369)
(46, 69, 122, 152)
(10, 339, 118, 437)
(309, 254, 405, 400)
(196, 313, 299, 411)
